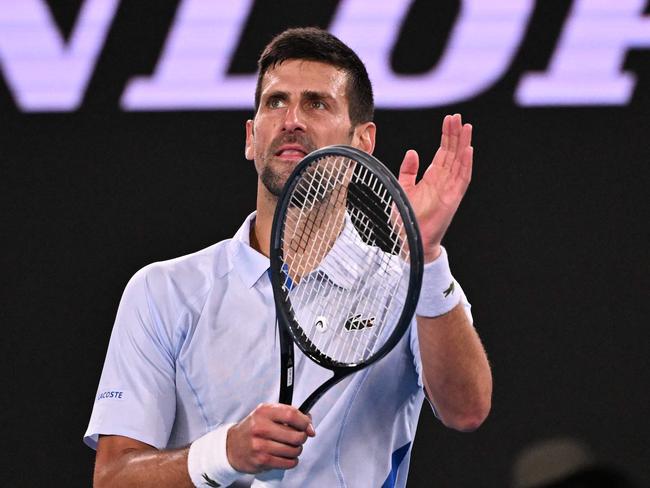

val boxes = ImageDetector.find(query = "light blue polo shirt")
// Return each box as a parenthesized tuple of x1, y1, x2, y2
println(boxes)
(84, 212, 471, 488)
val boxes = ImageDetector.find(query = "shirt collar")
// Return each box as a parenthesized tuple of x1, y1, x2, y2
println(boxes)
(317, 215, 370, 291)
(228, 211, 270, 288)
(229, 212, 380, 291)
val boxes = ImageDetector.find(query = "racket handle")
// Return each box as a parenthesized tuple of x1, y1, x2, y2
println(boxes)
(278, 319, 294, 405)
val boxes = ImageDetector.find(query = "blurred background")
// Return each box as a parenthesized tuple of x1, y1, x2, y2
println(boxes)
(2, 1, 648, 486)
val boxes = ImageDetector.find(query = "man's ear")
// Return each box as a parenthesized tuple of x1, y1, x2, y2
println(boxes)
(353, 122, 376, 154)
(244, 119, 254, 160)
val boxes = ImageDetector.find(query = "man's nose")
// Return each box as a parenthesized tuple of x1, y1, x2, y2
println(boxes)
(282, 103, 307, 132)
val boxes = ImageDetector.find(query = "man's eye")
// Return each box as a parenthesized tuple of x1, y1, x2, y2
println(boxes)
(268, 98, 285, 108)
(311, 101, 326, 110)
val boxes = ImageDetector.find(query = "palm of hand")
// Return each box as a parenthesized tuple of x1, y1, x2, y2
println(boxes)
(398, 114, 473, 261)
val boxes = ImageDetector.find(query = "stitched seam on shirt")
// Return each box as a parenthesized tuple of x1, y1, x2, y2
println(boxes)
(334, 367, 372, 488)
(143, 276, 175, 367)
(177, 359, 211, 431)
(175, 275, 213, 359)
(175, 282, 214, 432)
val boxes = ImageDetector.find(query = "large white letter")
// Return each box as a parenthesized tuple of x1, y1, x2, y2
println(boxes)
(517, 0, 650, 105)
(0, 0, 119, 111)
(330, 0, 535, 108)
(121, 0, 255, 110)
(123, 0, 535, 110)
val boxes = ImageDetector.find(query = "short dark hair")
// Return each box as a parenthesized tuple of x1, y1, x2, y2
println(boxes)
(255, 27, 374, 126)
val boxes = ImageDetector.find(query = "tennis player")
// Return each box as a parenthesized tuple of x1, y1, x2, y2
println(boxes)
(85, 27, 492, 487)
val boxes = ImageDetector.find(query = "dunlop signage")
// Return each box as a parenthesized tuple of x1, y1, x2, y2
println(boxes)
(1, 0, 649, 112)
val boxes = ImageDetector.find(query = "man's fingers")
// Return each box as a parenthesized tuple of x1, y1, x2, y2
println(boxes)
(227, 404, 315, 473)
(461, 146, 473, 183)
(248, 440, 301, 470)
(438, 114, 461, 170)
(251, 404, 315, 443)
(446, 114, 462, 162)
(248, 419, 287, 441)
(258, 438, 304, 459)
(265, 404, 314, 436)
(398, 150, 419, 191)
(449, 125, 473, 179)
(254, 422, 309, 447)
(459, 123, 472, 152)
(440, 114, 451, 150)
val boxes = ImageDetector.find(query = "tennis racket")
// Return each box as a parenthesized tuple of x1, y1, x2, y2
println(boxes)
(269, 144, 423, 414)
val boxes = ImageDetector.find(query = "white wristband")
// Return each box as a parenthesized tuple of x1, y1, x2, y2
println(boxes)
(187, 423, 242, 487)
(415, 246, 461, 318)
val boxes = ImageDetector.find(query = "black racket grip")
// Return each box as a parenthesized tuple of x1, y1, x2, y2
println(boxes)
(278, 319, 294, 405)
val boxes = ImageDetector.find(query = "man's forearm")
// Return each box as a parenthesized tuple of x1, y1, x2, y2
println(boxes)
(94, 445, 193, 488)
(417, 304, 492, 431)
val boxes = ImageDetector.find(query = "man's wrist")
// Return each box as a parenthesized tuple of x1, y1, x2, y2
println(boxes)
(416, 246, 461, 318)
(187, 423, 242, 487)
(423, 244, 442, 264)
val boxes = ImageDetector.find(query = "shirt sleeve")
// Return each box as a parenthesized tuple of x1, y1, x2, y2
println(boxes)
(84, 265, 178, 450)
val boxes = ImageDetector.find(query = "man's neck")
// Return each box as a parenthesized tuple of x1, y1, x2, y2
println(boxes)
(249, 218, 269, 257)
(250, 181, 277, 257)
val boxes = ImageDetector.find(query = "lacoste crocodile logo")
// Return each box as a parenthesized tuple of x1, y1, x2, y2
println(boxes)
(443, 281, 455, 298)
(202, 473, 220, 487)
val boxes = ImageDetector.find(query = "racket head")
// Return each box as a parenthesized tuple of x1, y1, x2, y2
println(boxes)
(270, 145, 423, 372)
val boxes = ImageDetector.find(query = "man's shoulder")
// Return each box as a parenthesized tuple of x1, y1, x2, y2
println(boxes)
(126, 239, 233, 309)
(148, 239, 229, 277)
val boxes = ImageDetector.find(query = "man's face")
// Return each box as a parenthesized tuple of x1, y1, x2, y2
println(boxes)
(245, 59, 375, 197)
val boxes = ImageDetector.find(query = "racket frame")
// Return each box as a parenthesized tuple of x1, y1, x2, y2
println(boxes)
(270, 145, 423, 412)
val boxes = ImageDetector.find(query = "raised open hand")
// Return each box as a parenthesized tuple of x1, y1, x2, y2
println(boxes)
(398, 114, 473, 262)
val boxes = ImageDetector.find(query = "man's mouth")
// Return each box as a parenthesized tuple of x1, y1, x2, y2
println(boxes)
(274, 145, 307, 161)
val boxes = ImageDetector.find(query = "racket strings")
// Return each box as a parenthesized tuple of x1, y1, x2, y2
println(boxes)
(336, 194, 409, 363)
(285, 183, 407, 274)
(283, 158, 352, 330)
(287, 202, 403, 335)
(289, 190, 409, 362)
(319, 222, 404, 362)
(284, 174, 328, 261)
(284, 156, 350, 282)
(280, 155, 411, 365)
